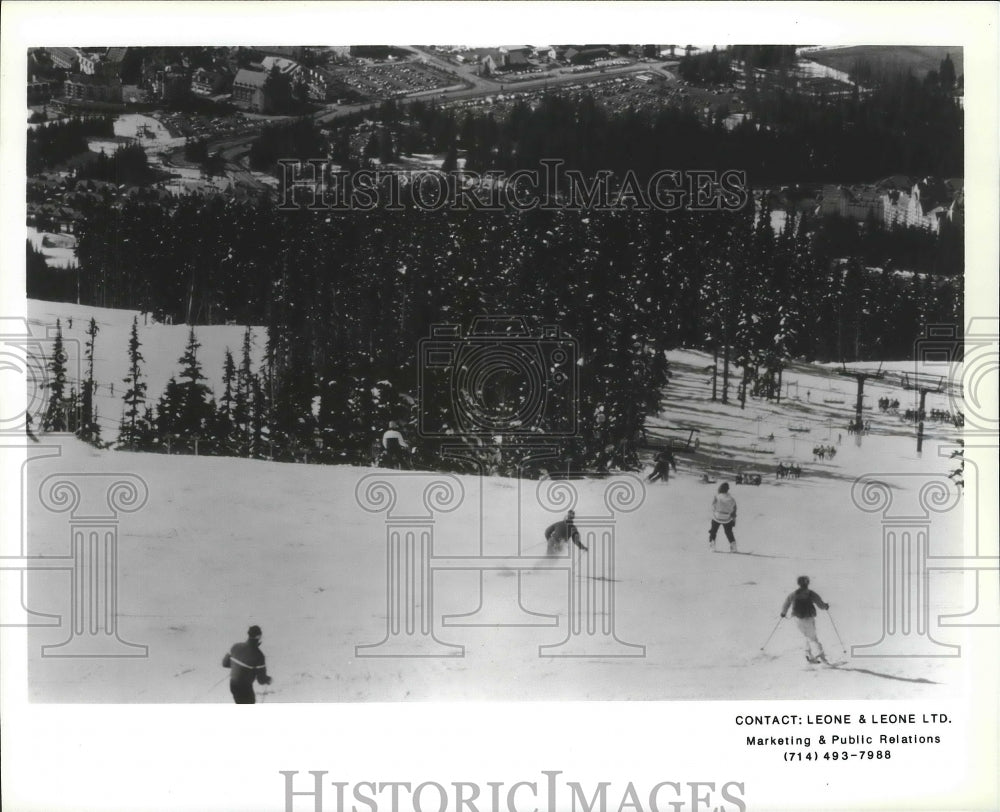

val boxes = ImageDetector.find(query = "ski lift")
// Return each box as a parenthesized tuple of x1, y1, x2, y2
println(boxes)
(900, 372, 945, 393)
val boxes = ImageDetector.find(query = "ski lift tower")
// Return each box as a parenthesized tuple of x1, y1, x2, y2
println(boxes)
(900, 370, 947, 452)
(838, 361, 885, 438)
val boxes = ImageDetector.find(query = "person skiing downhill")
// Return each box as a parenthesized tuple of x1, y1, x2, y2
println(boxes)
(780, 576, 830, 663)
(222, 625, 272, 704)
(708, 482, 737, 552)
(647, 447, 677, 483)
(544, 509, 588, 555)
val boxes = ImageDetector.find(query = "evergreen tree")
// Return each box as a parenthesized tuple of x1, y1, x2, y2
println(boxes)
(119, 316, 149, 450)
(250, 366, 269, 459)
(363, 131, 379, 161)
(232, 327, 255, 456)
(155, 376, 183, 451)
(157, 328, 216, 453)
(217, 348, 237, 453)
(262, 65, 292, 114)
(378, 129, 397, 164)
(42, 319, 68, 432)
(939, 53, 956, 90)
(77, 316, 102, 445)
(441, 143, 458, 173)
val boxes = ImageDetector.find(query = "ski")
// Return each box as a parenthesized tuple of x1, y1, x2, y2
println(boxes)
(805, 655, 847, 667)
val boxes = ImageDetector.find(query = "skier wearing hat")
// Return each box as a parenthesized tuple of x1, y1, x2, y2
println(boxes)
(708, 482, 738, 552)
(222, 625, 272, 704)
(780, 576, 831, 664)
(544, 509, 588, 555)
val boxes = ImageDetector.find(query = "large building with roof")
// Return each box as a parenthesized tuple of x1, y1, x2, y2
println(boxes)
(48, 47, 81, 72)
(817, 176, 963, 235)
(232, 68, 269, 111)
(63, 73, 123, 103)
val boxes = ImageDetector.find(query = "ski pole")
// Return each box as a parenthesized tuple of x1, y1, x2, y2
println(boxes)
(760, 617, 784, 651)
(521, 538, 550, 553)
(196, 674, 229, 702)
(827, 610, 847, 655)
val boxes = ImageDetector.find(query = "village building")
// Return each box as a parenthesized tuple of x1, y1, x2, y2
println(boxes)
(77, 50, 103, 75)
(301, 65, 340, 102)
(231, 68, 269, 112)
(63, 73, 123, 103)
(566, 46, 611, 64)
(816, 176, 964, 235)
(817, 184, 882, 222)
(152, 66, 191, 102)
(191, 66, 233, 96)
(48, 47, 81, 72)
(881, 177, 953, 234)
(28, 80, 53, 105)
(261, 55, 302, 79)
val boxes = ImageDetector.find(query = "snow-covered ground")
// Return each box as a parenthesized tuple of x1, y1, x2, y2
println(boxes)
(87, 114, 184, 158)
(26, 225, 77, 268)
(84, 113, 248, 195)
(27, 300, 266, 443)
(22, 301, 972, 702)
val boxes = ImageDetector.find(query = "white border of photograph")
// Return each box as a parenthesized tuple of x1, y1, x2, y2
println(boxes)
(2, 2, 997, 811)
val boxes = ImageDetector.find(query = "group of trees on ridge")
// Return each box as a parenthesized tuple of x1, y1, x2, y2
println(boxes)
(35, 194, 961, 470)
(27, 59, 964, 470)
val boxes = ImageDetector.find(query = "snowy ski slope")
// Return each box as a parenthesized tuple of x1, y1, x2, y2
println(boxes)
(23, 300, 968, 702)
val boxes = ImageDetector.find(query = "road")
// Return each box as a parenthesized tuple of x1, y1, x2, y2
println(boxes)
(190, 56, 679, 175)
(313, 58, 674, 121)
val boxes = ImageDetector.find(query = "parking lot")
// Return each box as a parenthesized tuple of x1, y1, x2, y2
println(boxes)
(327, 60, 460, 101)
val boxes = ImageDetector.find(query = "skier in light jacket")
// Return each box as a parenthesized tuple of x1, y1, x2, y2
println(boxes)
(381, 421, 410, 469)
(708, 482, 738, 552)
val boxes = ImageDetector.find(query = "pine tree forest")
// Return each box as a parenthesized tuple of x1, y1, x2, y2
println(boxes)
(29, 67, 963, 472)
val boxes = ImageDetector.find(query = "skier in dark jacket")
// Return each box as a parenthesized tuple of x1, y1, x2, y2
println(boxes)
(647, 447, 677, 483)
(222, 625, 272, 703)
(545, 509, 588, 555)
(780, 576, 830, 663)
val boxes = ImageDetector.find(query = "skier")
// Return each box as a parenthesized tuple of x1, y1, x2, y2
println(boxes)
(381, 421, 410, 469)
(222, 624, 272, 704)
(780, 576, 830, 663)
(647, 447, 677, 483)
(708, 482, 737, 552)
(544, 509, 588, 555)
